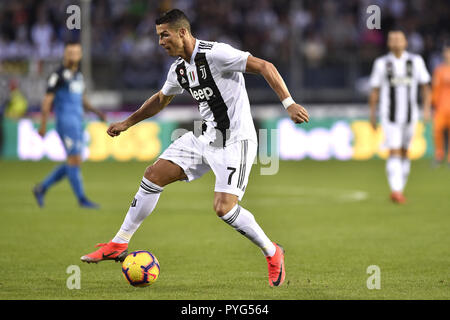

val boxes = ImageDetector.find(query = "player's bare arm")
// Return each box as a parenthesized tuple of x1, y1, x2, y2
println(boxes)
(245, 56, 309, 124)
(83, 95, 106, 122)
(421, 83, 432, 122)
(38, 93, 54, 137)
(107, 91, 174, 137)
(369, 87, 380, 130)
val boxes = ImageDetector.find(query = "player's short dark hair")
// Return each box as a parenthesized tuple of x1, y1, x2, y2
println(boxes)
(155, 9, 191, 33)
(64, 40, 81, 47)
(388, 28, 408, 36)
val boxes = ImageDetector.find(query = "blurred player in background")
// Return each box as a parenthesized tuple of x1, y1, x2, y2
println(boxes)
(4, 79, 28, 119)
(369, 30, 431, 204)
(80, 9, 309, 287)
(430, 44, 450, 166)
(32, 41, 105, 209)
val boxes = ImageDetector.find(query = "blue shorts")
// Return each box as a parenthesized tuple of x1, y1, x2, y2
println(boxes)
(57, 123, 83, 156)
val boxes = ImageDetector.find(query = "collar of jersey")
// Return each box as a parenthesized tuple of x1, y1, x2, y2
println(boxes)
(389, 51, 409, 61)
(188, 39, 200, 65)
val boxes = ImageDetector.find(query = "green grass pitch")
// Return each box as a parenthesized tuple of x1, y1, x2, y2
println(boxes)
(0, 159, 449, 300)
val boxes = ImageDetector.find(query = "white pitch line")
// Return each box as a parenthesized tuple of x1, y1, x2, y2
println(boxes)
(247, 186, 369, 203)
(167, 186, 369, 204)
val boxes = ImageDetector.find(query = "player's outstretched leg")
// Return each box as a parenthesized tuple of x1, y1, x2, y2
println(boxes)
(80, 177, 162, 263)
(81, 159, 185, 263)
(217, 198, 285, 287)
(32, 164, 68, 207)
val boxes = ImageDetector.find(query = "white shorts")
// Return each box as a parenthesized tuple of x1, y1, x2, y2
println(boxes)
(381, 121, 416, 150)
(159, 132, 257, 201)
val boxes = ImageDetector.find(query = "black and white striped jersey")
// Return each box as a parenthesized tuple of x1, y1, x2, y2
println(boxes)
(161, 39, 257, 147)
(370, 51, 430, 124)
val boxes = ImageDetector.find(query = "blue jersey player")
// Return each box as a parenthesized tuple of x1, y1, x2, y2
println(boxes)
(33, 41, 105, 208)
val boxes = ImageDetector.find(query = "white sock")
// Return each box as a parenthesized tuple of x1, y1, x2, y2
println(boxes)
(402, 158, 411, 190)
(112, 177, 163, 244)
(220, 204, 276, 257)
(386, 156, 403, 192)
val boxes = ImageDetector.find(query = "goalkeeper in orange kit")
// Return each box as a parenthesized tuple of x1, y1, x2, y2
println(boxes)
(430, 44, 450, 166)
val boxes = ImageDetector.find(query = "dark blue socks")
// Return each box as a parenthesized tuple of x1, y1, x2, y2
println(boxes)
(41, 164, 67, 193)
(66, 165, 86, 202)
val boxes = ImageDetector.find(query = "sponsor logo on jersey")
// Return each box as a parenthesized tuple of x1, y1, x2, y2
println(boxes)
(389, 76, 413, 86)
(69, 79, 84, 93)
(189, 87, 214, 101)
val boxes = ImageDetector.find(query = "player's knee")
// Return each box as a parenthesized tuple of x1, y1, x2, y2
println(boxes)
(213, 198, 238, 217)
(389, 149, 402, 157)
(214, 202, 230, 217)
(401, 149, 408, 158)
(67, 155, 82, 166)
(143, 165, 164, 187)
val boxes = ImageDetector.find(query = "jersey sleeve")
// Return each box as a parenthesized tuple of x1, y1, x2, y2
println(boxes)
(210, 43, 251, 73)
(369, 58, 384, 88)
(415, 55, 431, 84)
(161, 63, 184, 96)
(46, 71, 63, 93)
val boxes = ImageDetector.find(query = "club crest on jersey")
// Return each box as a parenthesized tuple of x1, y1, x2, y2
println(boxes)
(199, 65, 207, 80)
(63, 69, 73, 80)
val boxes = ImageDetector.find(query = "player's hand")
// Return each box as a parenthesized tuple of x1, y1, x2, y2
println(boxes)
(370, 117, 377, 131)
(38, 125, 46, 138)
(98, 111, 107, 122)
(287, 104, 309, 124)
(107, 121, 129, 137)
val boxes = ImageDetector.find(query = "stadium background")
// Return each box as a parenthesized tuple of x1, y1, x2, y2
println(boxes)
(0, 0, 449, 300)
(1, 0, 449, 162)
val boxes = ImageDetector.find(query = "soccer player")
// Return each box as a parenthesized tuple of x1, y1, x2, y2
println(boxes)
(80, 9, 309, 287)
(430, 44, 450, 166)
(33, 41, 105, 208)
(369, 30, 431, 203)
